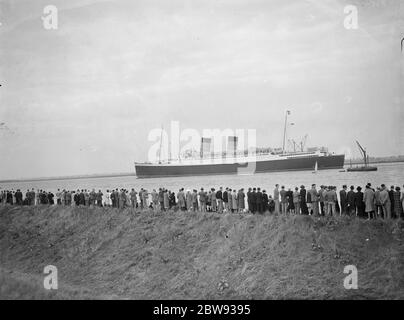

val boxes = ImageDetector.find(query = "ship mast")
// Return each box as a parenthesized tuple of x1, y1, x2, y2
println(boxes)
(355, 140, 368, 167)
(282, 110, 291, 154)
(158, 124, 163, 163)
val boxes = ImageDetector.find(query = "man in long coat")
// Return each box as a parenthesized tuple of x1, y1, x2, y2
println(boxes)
(363, 185, 375, 219)
(177, 188, 186, 211)
(216, 187, 223, 213)
(300, 185, 308, 215)
(238, 189, 245, 212)
(186, 190, 193, 211)
(347, 186, 356, 216)
(211, 188, 217, 212)
(339, 185, 348, 215)
(380, 184, 391, 219)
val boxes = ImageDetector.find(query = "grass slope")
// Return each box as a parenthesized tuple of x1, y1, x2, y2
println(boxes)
(0, 205, 403, 299)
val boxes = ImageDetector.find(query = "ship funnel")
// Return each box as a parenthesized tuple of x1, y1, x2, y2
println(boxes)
(200, 137, 212, 158)
(227, 136, 238, 157)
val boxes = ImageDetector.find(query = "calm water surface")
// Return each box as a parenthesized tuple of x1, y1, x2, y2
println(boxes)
(1, 162, 403, 194)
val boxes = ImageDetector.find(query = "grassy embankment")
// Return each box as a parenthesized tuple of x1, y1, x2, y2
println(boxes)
(0, 205, 403, 299)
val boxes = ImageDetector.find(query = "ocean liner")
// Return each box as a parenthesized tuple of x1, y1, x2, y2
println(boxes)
(135, 112, 345, 178)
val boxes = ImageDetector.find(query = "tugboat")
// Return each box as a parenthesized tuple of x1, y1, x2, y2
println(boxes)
(347, 141, 378, 172)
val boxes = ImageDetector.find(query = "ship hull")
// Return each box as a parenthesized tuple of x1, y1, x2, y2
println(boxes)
(135, 154, 345, 178)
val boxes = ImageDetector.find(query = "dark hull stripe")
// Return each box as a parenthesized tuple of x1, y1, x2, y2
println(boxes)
(135, 155, 345, 179)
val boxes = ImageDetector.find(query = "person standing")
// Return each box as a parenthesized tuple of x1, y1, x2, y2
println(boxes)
(380, 184, 391, 219)
(198, 188, 207, 212)
(389, 186, 395, 217)
(328, 186, 338, 216)
(273, 184, 280, 214)
(129, 188, 137, 208)
(163, 189, 170, 211)
(186, 190, 193, 211)
(95, 190, 104, 207)
(393, 186, 403, 219)
(142, 189, 149, 208)
(262, 189, 268, 213)
(192, 189, 198, 211)
(169, 191, 176, 209)
(228, 188, 233, 213)
(401, 185, 404, 219)
(280, 186, 287, 214)
(339, 185, 348, 215)
(300, 185, 308, 215)
(89, 189, 96, 206)
(374, 187, 383, 218)
(139, 188, 144, 209)
(158, 188, 164, 210)
(223, 188, 229, 212)
(56, 189, 62, 205)
(285, 188, 293, 214)
(15, 189, 23, 205)
(151, 189, 158, 210)
(309, 184, 319, 216)
(207, 191, 212, 212)
(346, 186, 355, 216)
(110, 189, 116, 207)
(251, 188, 257, 213)
(78, 190, 84, 206)
(319, 185, 325, 215)
(216, 187, 223, 213)
(255, 188, 263, 214)
(293, 187, 300, 214)
(74, 190, 80, 206)
(354, 186, 365, 218)
(211, 188, 217, 212)
(119, 189, 126, 208)
(104, 189, 111, 207)
(246, 188, 252, 213)
(232, 189, 238, 213)
(177, 188, 186, 211)
(363, 185, 375, 220)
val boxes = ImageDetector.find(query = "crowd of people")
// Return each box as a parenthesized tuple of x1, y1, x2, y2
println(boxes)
(1, 183, 403, 219)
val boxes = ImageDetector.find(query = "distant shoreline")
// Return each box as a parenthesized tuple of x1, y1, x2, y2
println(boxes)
(0, 172, 136, 184)
(1, 159, 403, 184)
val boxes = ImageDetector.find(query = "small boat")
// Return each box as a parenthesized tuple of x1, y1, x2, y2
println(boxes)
(347, 166, 377, 172)
(347, 141, 378, 172)
(312, 161, 318, 173)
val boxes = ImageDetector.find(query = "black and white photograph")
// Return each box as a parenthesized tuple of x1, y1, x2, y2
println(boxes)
(0, 0, 403, 305)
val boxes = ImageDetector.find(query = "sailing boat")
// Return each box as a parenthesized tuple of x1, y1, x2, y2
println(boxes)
(312, 161, 318, 173)
(347, 141, 378, 172)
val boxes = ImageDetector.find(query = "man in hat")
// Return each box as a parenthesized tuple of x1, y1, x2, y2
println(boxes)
(347, 185, 356, 216)
(199, 188, 207, 212)
(273, 184, 280, 214)
(216, 187, 223, 213)
(280, 186, 287, 214)
(327, 186, 337, 216)
(389, 186, 395, 218)
(380, 184, 391, 219)
(339, 185, 348, 215)
(300, 185, 308, 215)
(256, 187, 263, 214)
(309, 184, 319, 216)
(223, 188, 229, 212)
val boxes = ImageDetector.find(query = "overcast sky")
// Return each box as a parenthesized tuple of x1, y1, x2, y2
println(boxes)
(0, 0, 403, 179)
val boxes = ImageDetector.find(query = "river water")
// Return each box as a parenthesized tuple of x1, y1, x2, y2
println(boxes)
(1, 162, 403, 194)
